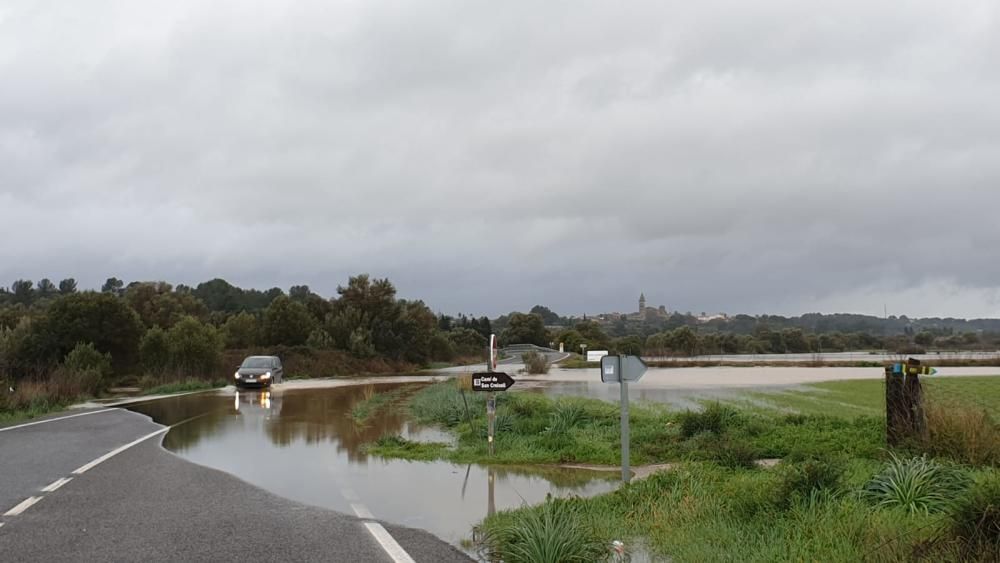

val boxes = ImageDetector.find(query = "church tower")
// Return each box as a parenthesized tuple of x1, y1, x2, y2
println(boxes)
(639, 292, 646, 313)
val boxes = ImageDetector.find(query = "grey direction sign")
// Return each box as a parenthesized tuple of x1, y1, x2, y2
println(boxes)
(472, 372, 515, 392)
(600, 355, 647, 383)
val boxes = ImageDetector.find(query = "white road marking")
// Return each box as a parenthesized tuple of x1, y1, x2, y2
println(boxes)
(72, 428, 169, 475)
(0, 522, 5, 528)
(41, 477, 73, 493)
(0, 409, 117, 433)
(351, 503, 375, 520)
(341, 487, 360, 502)
(4, 497, 42, 517)
(364, 522, 416, 563)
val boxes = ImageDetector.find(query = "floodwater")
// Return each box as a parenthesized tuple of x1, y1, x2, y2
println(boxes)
(124, 383, 620, 551)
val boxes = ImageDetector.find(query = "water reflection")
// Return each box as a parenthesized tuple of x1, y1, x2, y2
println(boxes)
(126, 383, 619, 548)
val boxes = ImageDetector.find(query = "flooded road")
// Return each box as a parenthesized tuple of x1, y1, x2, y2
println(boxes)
(125, 383, 619, 551)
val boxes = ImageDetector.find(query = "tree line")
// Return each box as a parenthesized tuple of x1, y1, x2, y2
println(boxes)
(494, 309, 1000, 357)
(0, 275, 493, 389)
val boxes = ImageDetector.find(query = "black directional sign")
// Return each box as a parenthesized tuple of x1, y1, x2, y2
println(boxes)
(472, 372, 515, 392)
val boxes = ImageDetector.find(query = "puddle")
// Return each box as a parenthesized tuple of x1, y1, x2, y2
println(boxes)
(125, 383, 620, 552)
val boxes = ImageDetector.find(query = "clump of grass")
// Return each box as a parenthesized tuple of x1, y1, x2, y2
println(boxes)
(351, 387, 406, 425)
(522, 351, 550, 375)
(364, 435, 452, 461)
(408, 381, 478, 427)
(864, 453, 970, 514)
(920, 401, 1000, 466)
(774, 455, 845, 507)
(946, 471, 1000, 558)
(678, 402, 737, 438)
(479, 497, 606, 563)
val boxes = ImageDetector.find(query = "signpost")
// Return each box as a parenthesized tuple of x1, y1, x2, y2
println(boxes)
(600, 354, 647, 482)
(478, 334, 511, 456)
(472, 372, 515, 392)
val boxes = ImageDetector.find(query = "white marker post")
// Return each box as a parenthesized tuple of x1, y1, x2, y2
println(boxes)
(487, 334, 498, 456)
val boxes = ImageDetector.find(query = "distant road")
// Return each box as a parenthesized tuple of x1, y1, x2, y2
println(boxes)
(0, 408, 469, 562)
(644, 351, 1000, 363)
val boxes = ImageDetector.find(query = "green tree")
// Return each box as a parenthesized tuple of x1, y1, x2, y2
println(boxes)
(447, 327, 487, 356)
(36, 278, 57, 299)
(125, 282, 208, 329)
(529, 305, 562, 326)
(34, 292, 144, 373)
(914, 331, 935, 347)
(500, 313, 548, 346)
(11, 280, 34, 305)
(101, 277, 124, 296)
(58, 278, 78, 295)
(140, 326, 170, 373)
(263, 295, 316, 346)
(166, 316, 223, 377)
(669, 326, 698, 356)
(223, 312, 260, 348)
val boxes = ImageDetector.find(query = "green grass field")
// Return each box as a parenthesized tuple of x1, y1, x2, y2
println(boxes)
(747, 376, 1000, 419)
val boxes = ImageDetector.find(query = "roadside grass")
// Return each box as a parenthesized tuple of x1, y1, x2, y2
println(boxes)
(141, 379, 227, 396)
(350, 387, 408, 425)
(479, 461, 999, 562)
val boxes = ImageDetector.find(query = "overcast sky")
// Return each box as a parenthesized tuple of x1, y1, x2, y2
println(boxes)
(2, 1, 999, 318)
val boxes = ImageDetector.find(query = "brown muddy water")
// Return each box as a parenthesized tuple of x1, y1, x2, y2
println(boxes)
(125, 383, 621, 553)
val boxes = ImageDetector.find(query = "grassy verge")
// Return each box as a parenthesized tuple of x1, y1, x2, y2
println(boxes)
(479, 461, 999, 562)
(141, 379, 228, 396)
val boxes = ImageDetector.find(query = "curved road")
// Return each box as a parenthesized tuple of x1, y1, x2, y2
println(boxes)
(0, 407, 470, 562)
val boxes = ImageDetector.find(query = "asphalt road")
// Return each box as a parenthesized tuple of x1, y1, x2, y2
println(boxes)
(0, 408, 471, 562)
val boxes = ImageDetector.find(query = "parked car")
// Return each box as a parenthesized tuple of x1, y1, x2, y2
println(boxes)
(234, 355, 284, 388)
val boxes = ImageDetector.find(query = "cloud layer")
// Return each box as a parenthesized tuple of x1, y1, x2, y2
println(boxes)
(2, 1, 999, 317)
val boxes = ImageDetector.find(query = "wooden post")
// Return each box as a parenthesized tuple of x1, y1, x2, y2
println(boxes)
(885, 358, 926, 446)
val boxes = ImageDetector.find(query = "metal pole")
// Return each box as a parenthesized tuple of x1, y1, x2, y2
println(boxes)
(487, 341, 495, 456)
(620, 356, 630, 483)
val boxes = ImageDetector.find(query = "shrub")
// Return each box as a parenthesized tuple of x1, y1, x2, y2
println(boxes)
(479, 498, 605, 563)
(775, 456, 845, 507)
(947, 472, 1000, 557)
(678, 402, 737, 438)
(864, 453, 970, 514)
(522, 351, 550, 375)
(63, 342, 112, 378)
(713, 439, 759, 470)
(921, 401, 1000, 466)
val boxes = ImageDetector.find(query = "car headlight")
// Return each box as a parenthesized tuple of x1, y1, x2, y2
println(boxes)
(261, 372, 272, 379)
(234, 372, 240, 380)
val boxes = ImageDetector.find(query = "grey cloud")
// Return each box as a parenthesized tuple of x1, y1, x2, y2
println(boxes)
(2, 1, 999, 318)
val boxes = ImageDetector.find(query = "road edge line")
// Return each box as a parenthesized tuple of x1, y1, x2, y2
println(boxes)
(71, 428, 169, 475)
(0, 408, 118, 433)
(363, 522, 417, 563)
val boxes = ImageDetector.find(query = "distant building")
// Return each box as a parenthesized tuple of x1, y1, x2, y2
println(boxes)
(629, 292, 670, 321)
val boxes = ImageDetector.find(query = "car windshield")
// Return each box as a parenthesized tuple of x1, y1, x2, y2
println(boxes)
(241, 358, 272, 369)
